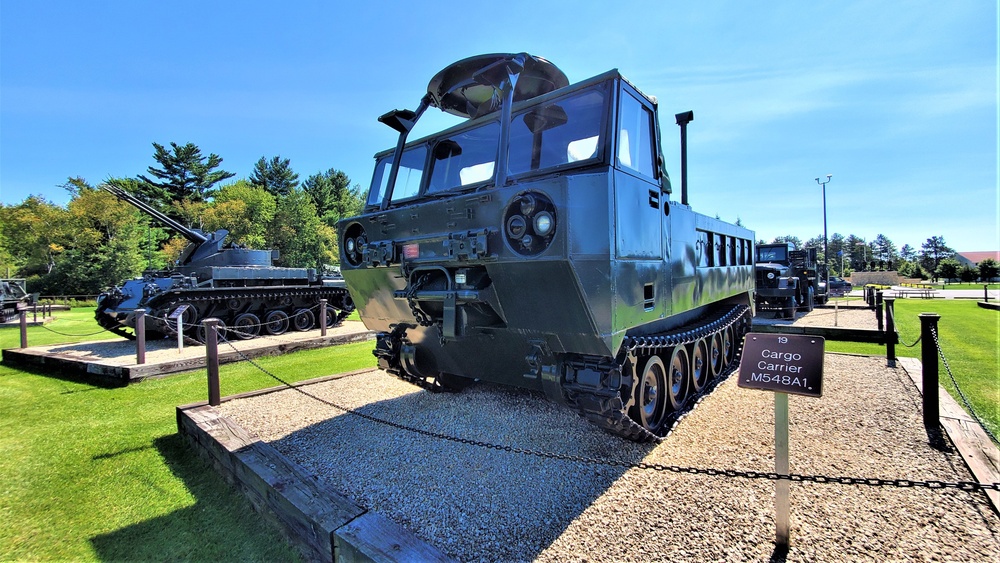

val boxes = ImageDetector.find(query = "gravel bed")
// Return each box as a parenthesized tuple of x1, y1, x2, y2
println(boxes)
(218, 309, 998, 562)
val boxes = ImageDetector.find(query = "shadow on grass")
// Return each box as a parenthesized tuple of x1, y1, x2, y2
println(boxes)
(89, 434, 300, 562)
(0, 359, 125, 389)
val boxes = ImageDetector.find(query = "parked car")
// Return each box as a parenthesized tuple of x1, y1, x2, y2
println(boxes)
(827, 276, 853, 296)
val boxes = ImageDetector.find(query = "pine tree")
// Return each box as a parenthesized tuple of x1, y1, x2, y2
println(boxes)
(138, 142, 235, 206)
(249, 156, 299, 197)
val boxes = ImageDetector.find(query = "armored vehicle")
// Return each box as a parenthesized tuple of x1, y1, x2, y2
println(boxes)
(337, 53, 755, 441)
(754, 243, 827, 318)
(95, 186, 354, 340)
(1, 279, 29, 322)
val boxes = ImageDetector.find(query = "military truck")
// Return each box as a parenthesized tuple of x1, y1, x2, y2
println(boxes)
(754, 243, 827, 318)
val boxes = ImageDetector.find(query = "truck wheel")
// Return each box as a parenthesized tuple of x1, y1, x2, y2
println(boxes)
(784, 297, 796, 319)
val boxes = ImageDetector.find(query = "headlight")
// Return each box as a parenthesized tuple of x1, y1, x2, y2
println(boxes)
(503, 191, 556, 256)
(533, 212, 553, 237)
(506, 215, 527, 239)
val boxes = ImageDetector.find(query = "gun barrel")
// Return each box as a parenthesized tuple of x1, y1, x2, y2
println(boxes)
(102, 185, 208, 244)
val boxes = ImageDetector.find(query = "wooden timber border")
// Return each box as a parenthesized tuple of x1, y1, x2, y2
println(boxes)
(176, 370, 455, 563)
(1, 326, 374, 384)
(898, 357, 1000, 513)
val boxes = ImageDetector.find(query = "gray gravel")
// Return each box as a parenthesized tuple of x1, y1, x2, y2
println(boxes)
(218, 309, 999, 562)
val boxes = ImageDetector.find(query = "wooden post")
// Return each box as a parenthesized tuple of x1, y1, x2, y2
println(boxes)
(320, 299, 328, 337)
(32, 304, 37, 323)
(204, 318, 221, 407)
(875, 290, 884, 332)
(884, 298, 896, 368)
(135, 309, 146, 365)
(919, 313, 941, 428)
(985, 285, 990, 302)
(19, 309, 27, 348)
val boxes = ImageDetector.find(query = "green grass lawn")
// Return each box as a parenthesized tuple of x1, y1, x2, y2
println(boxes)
(825, 299, 999, 437)
(1, 308, 376, 561)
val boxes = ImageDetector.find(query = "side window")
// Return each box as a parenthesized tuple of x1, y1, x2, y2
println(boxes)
(617, 93, 656, 179)
(427, 121, 499, 194)
(366, 146, 428, 207)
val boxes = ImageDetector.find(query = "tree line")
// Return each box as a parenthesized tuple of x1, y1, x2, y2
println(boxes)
(0, 142, 366, 296)
(763, 233, 998, 283)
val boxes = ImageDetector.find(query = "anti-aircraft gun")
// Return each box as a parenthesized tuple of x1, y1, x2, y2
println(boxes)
(95, 185, 354, 340)
(1, 279, 30, 323)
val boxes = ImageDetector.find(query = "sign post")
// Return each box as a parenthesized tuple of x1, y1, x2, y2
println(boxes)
(738, 332, 825, 548)
(169, 305, 191, 353)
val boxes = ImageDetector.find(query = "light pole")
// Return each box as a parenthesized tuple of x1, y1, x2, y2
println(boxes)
(815, 174, 832, 285)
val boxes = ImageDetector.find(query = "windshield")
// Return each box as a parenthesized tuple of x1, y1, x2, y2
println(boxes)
(757, 246, 788, 262)
(366, 82, 610, 209)
(508, 88, 606, 176)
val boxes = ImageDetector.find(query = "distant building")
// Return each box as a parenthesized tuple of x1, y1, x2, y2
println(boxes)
(955, 251, 1000, 267)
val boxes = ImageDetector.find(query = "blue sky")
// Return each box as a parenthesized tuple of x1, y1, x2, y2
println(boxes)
(1, 1, 996, 252)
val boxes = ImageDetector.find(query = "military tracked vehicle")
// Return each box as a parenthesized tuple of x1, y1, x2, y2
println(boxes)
(1, 279, 29, 322)
(95, 186, 354, 341)
(337, 53, 755, 441)
(754, 243, 827, 318)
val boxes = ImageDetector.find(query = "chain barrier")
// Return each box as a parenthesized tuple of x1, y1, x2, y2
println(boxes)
(213, 331, 1000, 494)
(930, 326, 999, 446)
(36, 324, 114, 338)
(887, 307, 921, 348)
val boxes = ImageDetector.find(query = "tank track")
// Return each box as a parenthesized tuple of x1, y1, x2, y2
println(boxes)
(152, 286, 354, 333)
(99, 286, 354, 340)
(376, 304, 752, 442)
(564, 304, 752, 442)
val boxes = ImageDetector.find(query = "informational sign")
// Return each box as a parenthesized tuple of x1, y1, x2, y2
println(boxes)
(738, 332, 824, 397)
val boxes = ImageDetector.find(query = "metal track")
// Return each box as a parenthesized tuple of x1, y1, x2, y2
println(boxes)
(566, 304, 752, 442)
(377, 304, 752, 442)
(99, 286, 354, 340)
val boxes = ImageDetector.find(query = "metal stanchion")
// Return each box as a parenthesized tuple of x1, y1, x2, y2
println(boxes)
(320, 299, 328, 337)
(919, 313, 941, 428)
(135, 309, 146, 365)
(204, 318, 221, 407)
(19, 309, 27, 348)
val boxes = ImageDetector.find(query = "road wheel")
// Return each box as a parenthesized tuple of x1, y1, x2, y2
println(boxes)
(667, 346, 690, 411)
(264, 310, 289, 335)
(690, 338, 710, 393)
(708, 331, 725, 377)
(232, 313, 260, 340)
(292, 308, 315, 331)
(629, 355, 669, 434)
(196, 319, 227, 343)
(723, 323, 737, 367)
